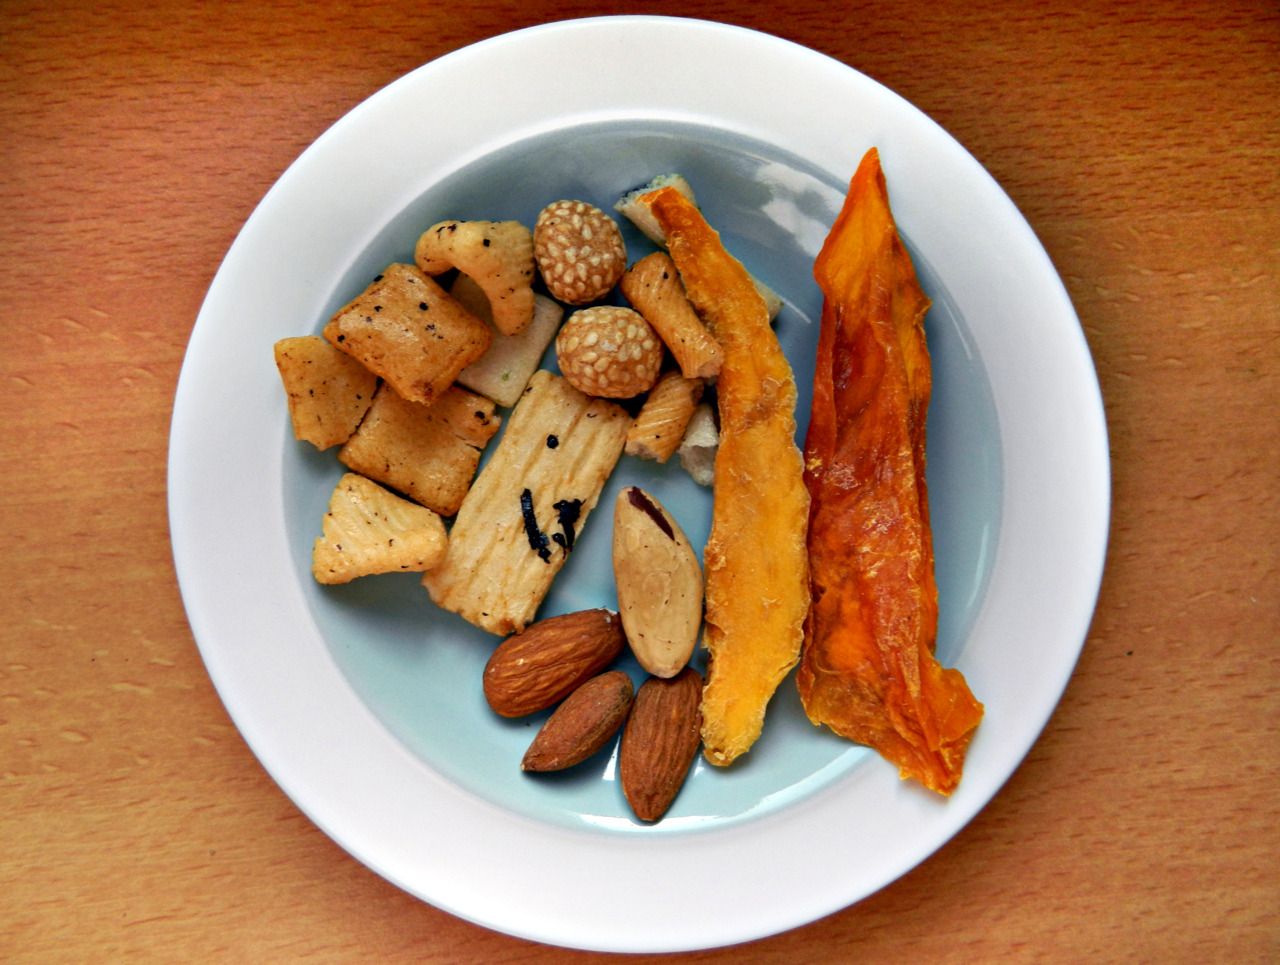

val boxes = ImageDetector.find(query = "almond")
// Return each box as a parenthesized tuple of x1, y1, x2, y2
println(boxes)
(619, 667, 703, 822)
(522, 670, 634, 772)
(613, 486, 703, 678)
(482, 608, 625, 717)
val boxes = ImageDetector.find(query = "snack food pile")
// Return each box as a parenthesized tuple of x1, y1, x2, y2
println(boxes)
(274, 150, 982, 823)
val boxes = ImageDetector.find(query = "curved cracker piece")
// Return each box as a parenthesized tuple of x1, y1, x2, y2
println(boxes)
(625, 368, 704, 463)
(415, 220, 536, 336)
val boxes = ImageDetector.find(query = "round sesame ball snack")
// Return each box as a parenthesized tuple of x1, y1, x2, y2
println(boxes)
(533, 200, 628, 305)
(555, 306, 663, 399)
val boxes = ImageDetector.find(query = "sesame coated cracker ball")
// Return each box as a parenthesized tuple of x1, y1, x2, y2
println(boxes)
(555, 306, 663, 399)
(534, 200, 628, 305)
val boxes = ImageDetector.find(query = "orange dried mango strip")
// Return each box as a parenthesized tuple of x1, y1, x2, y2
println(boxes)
(641, 188, 811, 767)
(799, 148, 983, 795)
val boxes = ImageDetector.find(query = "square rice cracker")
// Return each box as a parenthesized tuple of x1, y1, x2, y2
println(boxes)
(338, 381, 500, 517)
(323, 263, 492, 405)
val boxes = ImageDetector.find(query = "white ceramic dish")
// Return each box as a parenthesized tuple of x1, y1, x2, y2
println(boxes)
(168, 16, 1109, 953)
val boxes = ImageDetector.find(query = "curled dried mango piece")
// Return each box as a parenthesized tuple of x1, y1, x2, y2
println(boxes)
(799, 148, 983, 795)
(641, 187, 811, 767)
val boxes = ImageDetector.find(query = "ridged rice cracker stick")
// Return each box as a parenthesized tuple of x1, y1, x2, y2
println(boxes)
(625, 369, 704, 463)
(620, 251, 723, 380)
(422, 370, 632, 635)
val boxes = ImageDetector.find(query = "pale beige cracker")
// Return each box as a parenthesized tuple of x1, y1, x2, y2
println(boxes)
(422, 369, 631, 635)
(312, 473, 448, 584)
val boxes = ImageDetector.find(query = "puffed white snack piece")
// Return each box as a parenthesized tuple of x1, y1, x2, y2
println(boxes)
(677, 401, 719, 487)
(449, 273, 564, 408)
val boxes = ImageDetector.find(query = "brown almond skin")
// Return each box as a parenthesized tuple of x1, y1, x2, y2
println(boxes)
(483, 608, 625, 718)
(619, 666, 704, 822)
(522, 670, 634, 772)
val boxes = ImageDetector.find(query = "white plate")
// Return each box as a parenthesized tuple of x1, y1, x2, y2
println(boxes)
(169, 16, 1109, 953)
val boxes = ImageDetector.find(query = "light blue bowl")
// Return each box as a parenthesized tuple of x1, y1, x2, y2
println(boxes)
(283, 119, 1001, 834)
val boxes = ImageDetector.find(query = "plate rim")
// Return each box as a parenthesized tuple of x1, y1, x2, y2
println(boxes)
(168, 14, 1110, 953)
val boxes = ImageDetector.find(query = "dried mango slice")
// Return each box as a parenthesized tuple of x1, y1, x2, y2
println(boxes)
(799, 148, 983, 795)
(641, 188, 811, 767)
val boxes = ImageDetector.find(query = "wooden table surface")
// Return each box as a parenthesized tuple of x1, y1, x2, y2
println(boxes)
(3, 0, 1277, 961)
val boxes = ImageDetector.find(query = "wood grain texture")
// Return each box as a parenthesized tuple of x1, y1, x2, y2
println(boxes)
(2, 0, 1277, 962)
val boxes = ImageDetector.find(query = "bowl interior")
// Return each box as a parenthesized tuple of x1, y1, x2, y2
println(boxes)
(281, 118, 1003, 833)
